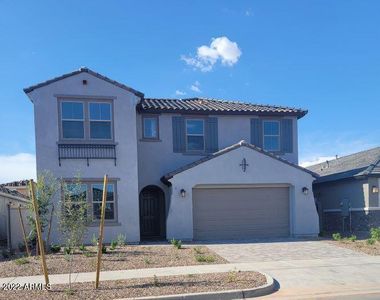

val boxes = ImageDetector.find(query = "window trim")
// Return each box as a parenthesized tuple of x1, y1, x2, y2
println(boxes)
(60, 101, 85, 140)
(185, 118, 205, 152)
(90, 182, 116, 222)
(58, 98, 115, 142)
(262, 120, 281, 152)
(142, 115, 160, 141)
(62, 179, 118, 225)
(88, 102, 113, 141)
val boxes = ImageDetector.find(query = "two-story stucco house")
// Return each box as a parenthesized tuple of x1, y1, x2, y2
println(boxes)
(24, 67, 319, 244)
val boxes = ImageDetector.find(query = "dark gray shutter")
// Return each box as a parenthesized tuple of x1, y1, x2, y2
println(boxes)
(250, 118, 263, 148)
(172, 116, 185, 153)
(205, 117, 218, 153)
(281, 119, 293, 153)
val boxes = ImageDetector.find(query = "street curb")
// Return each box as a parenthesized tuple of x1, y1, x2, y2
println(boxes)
(119, 272, 275, 300)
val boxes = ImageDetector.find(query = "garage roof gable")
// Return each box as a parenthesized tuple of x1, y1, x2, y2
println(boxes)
(162, 140, 318, 184)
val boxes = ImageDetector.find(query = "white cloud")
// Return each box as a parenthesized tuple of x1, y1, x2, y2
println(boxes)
(190, 81, 202, 93)
(175, 90, 186, 96)
(0, 153, 36, 183)
(300, 156, 336, 168)
(181, 36, 242, 72)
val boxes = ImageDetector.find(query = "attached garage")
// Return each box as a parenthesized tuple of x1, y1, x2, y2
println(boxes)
(193, 186, 290, 240)
(164, 141, 320, 241)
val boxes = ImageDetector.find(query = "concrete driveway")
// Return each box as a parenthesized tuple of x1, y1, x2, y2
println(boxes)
(205, 239, 380, 299)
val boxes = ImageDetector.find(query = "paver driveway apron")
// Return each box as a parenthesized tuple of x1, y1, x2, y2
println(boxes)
(204, 238, 365, 262)
(204, 239, 380, 299)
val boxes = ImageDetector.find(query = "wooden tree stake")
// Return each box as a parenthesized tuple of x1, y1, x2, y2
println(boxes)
(18, 205, 31, 257)
(29, 179, 49, 285)
(95, 174, 108, 289)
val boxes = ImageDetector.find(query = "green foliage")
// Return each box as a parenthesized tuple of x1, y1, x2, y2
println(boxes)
(102, 245, 107, 254)
(170, 238, 182, 249)
(64, 247, 72, 255)
(370, 227, 380, 241)
(367, 238, 376, 245)
(195, 254, 215, 263)
(144, 257, 152, 265)
(332, 233, 342, 241)
(26, 171, 59, 243)
(14, 257, 29, 265)
(116, 234, 126, 247)
(83, 252, 94, 257)
(193, 247, 203, 254)
(348, 235, 357, 242)
(79, 244, 86, 252)
(57, 176, 90, 290)
(110, 240, 117, 250)
(50, 244, 61, 253)
(227, 271, 238, 282)
(91, 234, 98, 247)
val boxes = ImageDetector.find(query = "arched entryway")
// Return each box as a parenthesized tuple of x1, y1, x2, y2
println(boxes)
(139, 185, 166, 240)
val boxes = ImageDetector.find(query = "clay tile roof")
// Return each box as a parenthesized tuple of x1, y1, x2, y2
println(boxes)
(138, 97, 307, 118)
(0, 185, 29, 200)
(307, 147, 380, 183)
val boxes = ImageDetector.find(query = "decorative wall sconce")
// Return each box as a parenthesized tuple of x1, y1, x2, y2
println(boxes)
(180, 189, 186, 198)
(372, 186, 379, 194)
(302, 187, 309, 195)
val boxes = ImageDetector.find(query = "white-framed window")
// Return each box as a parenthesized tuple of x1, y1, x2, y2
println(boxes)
(61, 102, 84, 139)
(263, 120, 280, 151)
(89, 102, 112, 139)
(143, 116, 159, 139)
(91, 183, 115, 221)
(59, 100, 113, 141)
(186, 119, 204, 151)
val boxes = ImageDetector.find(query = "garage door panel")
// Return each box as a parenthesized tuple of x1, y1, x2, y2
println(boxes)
(193, 187, 290, 240)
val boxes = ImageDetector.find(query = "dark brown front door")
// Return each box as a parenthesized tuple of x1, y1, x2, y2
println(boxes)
(139, 186, 166, 240)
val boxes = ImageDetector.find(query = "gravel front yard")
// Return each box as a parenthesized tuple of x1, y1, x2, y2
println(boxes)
(0, 245, 226, 278)
(327, 240, 380, 255)
(1, 271, 266, 300)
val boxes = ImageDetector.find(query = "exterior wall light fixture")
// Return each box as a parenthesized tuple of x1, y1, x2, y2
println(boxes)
(180, 189, 186, 198)
(302, 187, 309, 195)
(372, 186, 379, 194)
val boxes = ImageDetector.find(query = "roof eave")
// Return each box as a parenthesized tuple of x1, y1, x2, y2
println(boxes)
(23, 67, 144, 98)
(137, 107, 307, 118)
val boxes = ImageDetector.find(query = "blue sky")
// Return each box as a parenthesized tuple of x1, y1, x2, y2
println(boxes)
(0, 0, 379, 181)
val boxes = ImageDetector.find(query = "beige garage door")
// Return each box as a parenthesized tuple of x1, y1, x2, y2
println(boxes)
(193, 187, 290, 240)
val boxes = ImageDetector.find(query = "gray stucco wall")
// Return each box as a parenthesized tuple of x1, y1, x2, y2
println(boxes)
(314, 178, 369, 210)
(28, 72, 141, 244)
(314, 177, 380, 232)
(136, 113, 299, 193)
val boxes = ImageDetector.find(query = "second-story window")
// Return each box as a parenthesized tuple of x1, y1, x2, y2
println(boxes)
(89, 103, 112, 139)
(263, 120, 280, 151)
(186, 119, 204, 151)
(60, 100, 113, 141)
(61, 102, 84, 139)
(143, 116, 159, 139)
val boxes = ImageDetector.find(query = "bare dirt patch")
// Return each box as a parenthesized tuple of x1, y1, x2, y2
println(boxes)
(1, 271, 266, 300)
(326, 240, 380, 256)
(0, 245, 226, 278)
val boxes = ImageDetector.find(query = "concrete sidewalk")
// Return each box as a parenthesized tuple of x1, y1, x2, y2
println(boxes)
(0, 262, 254, 286)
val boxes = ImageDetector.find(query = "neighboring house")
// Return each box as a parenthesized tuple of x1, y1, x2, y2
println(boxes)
(307, 147, 380, 232)
(0, 185, 30, 251)
(24, 67, 319, 244)
(1, 180, 30, 197)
